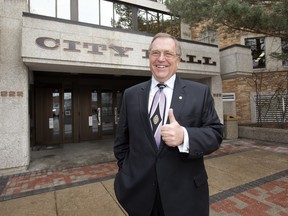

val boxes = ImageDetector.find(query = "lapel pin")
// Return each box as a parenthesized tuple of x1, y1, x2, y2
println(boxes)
(179, 96, 183, 100)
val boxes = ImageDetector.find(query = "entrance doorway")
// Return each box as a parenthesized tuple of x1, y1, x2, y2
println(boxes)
(31, 73, 148, 147)
(34, 86, 122, 146)
(78, 87, 121, 141)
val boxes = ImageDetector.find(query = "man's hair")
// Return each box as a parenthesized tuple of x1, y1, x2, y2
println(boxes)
(149, 33, 182, 57)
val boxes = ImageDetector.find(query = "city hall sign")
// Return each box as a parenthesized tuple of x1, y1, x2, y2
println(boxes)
(35, 37, 217, 66)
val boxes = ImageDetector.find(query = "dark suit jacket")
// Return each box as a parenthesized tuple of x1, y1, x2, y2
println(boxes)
(114, 76, 223, 216)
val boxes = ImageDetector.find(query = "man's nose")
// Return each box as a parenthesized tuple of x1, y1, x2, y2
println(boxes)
(158, 52, 166, 60)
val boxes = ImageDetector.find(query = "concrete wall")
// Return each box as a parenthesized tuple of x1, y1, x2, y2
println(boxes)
(21, 15, 221, 78)
(0, 0, 30, 171)
(220, 45, 253, 80)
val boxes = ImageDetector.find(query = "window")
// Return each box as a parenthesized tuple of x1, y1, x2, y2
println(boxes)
(29, 0, 70, 19)
(282, 39, 288, 67)
(113, 3, 133, 29)
(147, 11, 159, 34)
(137, 9, 180, 38)
(27, 0, 180, 37)
(101, 0, 114, 27)
(245, 38, 266, 69)
(79, 0, 100, 25)
(29, 0, 55, 17)
(57, 0, 70, 19)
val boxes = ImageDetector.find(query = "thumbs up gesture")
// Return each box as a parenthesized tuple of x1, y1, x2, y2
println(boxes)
(161, 109, 184, 147)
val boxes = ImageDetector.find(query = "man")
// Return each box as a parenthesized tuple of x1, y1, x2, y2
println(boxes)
(114, 33, 223, 216)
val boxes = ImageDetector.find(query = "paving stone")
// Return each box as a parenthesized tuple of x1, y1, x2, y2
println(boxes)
(0, 139, 287, 215)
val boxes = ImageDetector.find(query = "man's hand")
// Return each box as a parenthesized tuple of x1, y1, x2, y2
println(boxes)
(161, 109, 184, 147)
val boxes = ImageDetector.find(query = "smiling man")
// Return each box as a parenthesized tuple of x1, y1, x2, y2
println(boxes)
(114, 33, 223, 216)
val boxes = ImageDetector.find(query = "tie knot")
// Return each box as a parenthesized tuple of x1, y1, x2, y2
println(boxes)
(157, 83, 167, 90)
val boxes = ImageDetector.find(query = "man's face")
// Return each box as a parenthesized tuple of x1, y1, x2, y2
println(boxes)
(149, 37, 181, 83)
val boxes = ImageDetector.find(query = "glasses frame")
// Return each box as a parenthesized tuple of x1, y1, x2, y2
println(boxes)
(149, 50, 179, 60)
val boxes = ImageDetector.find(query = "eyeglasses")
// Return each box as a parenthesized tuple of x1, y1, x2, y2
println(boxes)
(149, 50, 178, 60)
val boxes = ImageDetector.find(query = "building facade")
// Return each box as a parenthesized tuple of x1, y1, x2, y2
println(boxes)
(0, 0, 251, 172)
(221, 34, 288, 124)
(191, 23, 288, 126)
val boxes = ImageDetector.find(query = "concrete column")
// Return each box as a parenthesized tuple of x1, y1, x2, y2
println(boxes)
(201, 76, 224, 123)
(211, 75, 224, 123)
(0, 0, 30, 172)
(180, 23, 192, 40)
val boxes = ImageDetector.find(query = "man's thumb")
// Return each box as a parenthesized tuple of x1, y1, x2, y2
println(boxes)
(168, 109, 176, 123)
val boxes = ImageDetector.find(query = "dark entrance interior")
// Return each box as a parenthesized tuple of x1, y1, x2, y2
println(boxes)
(30, 72, 149, 147)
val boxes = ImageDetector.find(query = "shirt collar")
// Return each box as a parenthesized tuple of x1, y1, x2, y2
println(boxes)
(151, 74, 176, 90)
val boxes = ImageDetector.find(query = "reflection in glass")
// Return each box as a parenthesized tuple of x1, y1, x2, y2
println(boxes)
(138, 9, 147, 32)
(91, 90, 98, 133)
(116, 91, 122, 124)
(147, 11, 159, 34)
(164, 15, 180, 38)
(28, 0, 180, 36)
(113, 3, 132, 29)
(64, 90, 72, 142)
(245, 38, 266, 68)
(52, 89, 60, 142)
(101, 92, 113, 135)
(79, 0, 100, 24)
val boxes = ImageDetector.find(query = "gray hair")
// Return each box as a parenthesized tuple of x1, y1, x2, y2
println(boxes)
(149, 33, 182, 57)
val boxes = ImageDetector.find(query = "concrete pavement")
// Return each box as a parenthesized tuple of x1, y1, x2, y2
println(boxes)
(0, 139, 287, 215)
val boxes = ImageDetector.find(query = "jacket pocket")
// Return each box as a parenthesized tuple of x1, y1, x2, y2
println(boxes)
(193, 171, 208, 188)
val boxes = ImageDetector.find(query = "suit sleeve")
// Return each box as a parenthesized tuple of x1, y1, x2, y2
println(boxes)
(184, 86, 223, 159)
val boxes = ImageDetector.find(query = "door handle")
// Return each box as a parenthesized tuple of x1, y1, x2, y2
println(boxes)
(97, 108, 101, 125)
(88, 116, 93, 126)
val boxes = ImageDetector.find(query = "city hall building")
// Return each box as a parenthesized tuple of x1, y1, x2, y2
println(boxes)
(0, 0, 251, 172)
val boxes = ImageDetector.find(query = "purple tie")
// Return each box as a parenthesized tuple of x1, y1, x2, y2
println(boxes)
(150, 84, 166, 147)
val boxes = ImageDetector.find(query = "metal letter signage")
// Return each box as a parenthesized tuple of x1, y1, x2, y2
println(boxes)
(36, 37, 60, 50)
(35, 36, 217, 66)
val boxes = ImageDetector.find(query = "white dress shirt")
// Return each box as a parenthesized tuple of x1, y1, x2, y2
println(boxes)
(149, 75, 189, 153)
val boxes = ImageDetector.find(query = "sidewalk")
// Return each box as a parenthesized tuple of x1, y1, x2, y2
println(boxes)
(0, 139, 287, 216)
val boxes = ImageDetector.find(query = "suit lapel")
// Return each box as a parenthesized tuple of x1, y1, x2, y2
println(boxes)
(138, 80, 159, 152)
(168, 76, 186, 124)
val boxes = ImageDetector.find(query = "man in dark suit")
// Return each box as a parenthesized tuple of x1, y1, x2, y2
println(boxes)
(114, 33, 223, 216)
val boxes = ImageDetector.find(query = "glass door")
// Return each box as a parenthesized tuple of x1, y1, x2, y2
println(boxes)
(79, 88, 101, 141)
(91, 90, 100, 139)
(35, 86, 62, 146)
(101, 91, 113, 136)
(34, 84, 125, 145)
(100, 90, 123, 137)
(63, 89, 73, 143)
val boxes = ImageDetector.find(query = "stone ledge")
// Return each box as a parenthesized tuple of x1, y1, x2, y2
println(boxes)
(239, 126, 288, 144)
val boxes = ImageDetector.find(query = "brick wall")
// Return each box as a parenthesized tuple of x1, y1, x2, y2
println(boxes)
(191, 26, 288, 123)
(223, 72, 288, 123)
